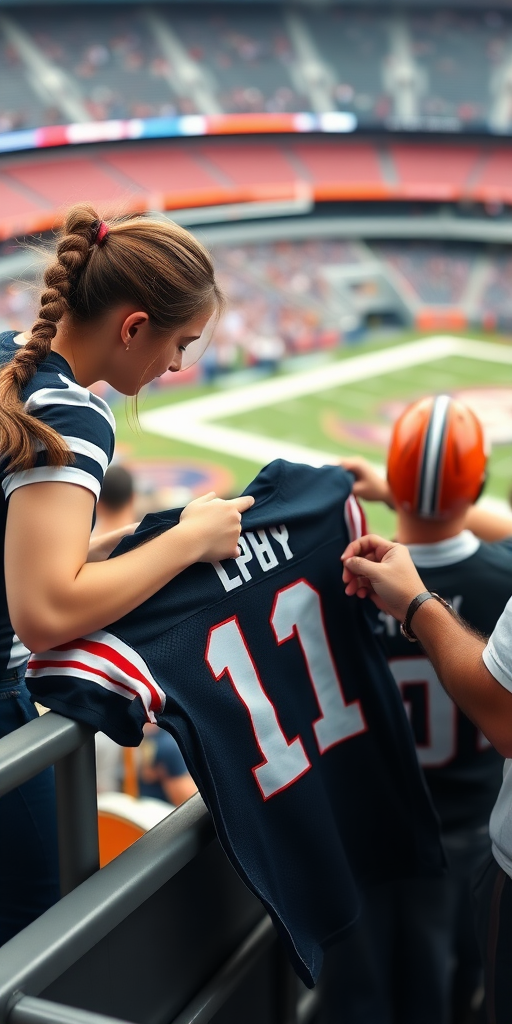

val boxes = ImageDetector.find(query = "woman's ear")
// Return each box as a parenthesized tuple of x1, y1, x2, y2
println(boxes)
(120, 311, 150, 348)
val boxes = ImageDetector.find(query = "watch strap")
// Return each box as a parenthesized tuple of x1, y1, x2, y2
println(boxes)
(400, 591, 436, 642)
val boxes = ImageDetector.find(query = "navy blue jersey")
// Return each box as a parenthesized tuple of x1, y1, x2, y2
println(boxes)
(374, 530, 509, 832)
(0, 331, 115, 673)
(27, 461, 444, 987)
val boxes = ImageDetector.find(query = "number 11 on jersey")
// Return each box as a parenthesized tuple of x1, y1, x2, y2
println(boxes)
(205, 579, 367, 799)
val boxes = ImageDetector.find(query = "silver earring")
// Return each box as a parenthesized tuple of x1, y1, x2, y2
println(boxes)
(125, 344, 130, 352)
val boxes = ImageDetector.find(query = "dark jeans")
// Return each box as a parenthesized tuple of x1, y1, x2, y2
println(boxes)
(0, 666, 60, 945)
(473, 853, 512, 1024)
(317, 827, 490, 1024)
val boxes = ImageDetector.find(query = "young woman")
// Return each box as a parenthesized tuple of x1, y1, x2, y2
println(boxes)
(0, 203, 253, 943)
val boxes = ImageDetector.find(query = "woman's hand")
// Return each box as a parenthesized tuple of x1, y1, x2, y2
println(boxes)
(341, 534, 426, 620)
(340, 457, 395, 508)
(179, 491, 255, 562)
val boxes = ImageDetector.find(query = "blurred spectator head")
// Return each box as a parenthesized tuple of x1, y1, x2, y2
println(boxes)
(96, 464, 135, 534)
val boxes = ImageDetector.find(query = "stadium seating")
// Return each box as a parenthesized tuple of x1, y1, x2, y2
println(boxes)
(1, 5, 512, 132)
(3, 137, 512, 241)
(0, 234, 502, 355)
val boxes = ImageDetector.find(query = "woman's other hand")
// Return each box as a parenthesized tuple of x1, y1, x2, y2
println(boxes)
(342, 534, 425, 619)
(179, 492, 255, 562)
(340, 457, 395, 508)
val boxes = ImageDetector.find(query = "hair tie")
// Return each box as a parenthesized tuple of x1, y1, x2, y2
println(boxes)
(94, 221, 109, 246)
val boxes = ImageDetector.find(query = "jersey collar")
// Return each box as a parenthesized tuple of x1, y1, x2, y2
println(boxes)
(407, 530, 480, 568)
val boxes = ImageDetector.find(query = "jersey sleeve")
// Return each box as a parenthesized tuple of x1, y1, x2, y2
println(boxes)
(483, 596, 512, 692)
(26, 628, 165, 747)
(1, 382, 115, 501)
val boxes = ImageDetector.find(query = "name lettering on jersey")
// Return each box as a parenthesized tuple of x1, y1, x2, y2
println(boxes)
(213, 525, 293, 593)
(375, 594, 463, 635)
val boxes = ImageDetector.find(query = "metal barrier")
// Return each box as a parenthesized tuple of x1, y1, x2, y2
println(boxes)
(0, 712, 317, 1024)
(0, 713, 99, 896)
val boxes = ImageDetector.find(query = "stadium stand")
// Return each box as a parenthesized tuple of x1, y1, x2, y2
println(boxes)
(372, 241, 478, 305)
(409, 8, 501, 128)
(5, 137, 512, 241)
(0, 25, 47, 132)
(3, 235, 510, 354)
(301, 6, 390, 122)
(162, 6, 306, 114)
(2, 6, 512, 133)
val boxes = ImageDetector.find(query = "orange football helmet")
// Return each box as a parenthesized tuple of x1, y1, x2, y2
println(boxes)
(387, 395, 487, 519)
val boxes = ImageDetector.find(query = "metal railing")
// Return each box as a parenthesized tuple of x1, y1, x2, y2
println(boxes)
(0, 712, 316, 1024)
(0, 714, 99, 896)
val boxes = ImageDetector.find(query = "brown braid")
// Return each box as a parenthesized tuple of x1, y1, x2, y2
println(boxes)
(0, 204, 100, 473)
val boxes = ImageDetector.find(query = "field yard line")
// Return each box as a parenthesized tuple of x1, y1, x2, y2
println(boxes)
(450, 338, 512, 364)
(177, 421, 341, 467)
(139, 335, 512, 469)
(141, 336, 458, 430)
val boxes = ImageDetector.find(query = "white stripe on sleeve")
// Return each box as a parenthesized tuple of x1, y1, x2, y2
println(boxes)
(27, 629, 166, 722)
(25, 378, 116, 431)
(61, 436, 110, 474)
(3, 466, 102, 500)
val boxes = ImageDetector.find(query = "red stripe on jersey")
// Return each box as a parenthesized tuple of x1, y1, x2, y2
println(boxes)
(55, 638, 163, 712)
(29, 657, 147, 709)
(344, 495, 367, 542)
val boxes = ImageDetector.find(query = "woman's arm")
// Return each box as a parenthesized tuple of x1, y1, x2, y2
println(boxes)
(6, 481, 253, 652)
(341, 535, 512, 756)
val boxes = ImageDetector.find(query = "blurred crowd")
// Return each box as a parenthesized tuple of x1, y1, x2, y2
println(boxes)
(3, 240, 512, 379)
(1, 5, 511, 131)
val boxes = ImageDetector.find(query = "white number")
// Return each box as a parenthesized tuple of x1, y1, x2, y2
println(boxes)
(206, 616, 311, 800)
(206, 581, 368, 800)
(389, 657, 457, 767)
(271, 580, 367, 753)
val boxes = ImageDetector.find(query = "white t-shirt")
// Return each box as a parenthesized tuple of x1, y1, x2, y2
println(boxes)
(483, 596, 512, 876)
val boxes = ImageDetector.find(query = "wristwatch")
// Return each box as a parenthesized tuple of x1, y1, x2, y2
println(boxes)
(400, 591, 452, 642)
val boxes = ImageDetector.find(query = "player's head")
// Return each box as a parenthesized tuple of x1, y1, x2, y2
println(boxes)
(0, 202, 223, 473)
(387, 394, 487, 521)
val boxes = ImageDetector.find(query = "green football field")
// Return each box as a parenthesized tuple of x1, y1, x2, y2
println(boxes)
(110, 330, 512, 537)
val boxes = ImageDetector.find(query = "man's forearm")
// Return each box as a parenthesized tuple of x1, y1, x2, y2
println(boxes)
(410, 599, 512, 756)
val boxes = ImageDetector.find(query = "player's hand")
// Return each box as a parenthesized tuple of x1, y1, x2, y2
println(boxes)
(179, 491, 255, 562)
(341, 534, 426, 620)
(340, 457, 395, 508)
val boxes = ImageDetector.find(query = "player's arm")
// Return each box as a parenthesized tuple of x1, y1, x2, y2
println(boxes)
(340, 457, 395, 508)
(342, 535, 512, 757)
(464, 504, 512, 542)
(6, 481, 253, 652)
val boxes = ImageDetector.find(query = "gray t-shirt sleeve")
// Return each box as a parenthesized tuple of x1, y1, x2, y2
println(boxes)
(483, 597, 512, 692)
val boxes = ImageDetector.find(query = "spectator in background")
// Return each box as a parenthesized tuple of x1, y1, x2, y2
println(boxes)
(95, 464, 135, 537)
(138, 723, 197, 807)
